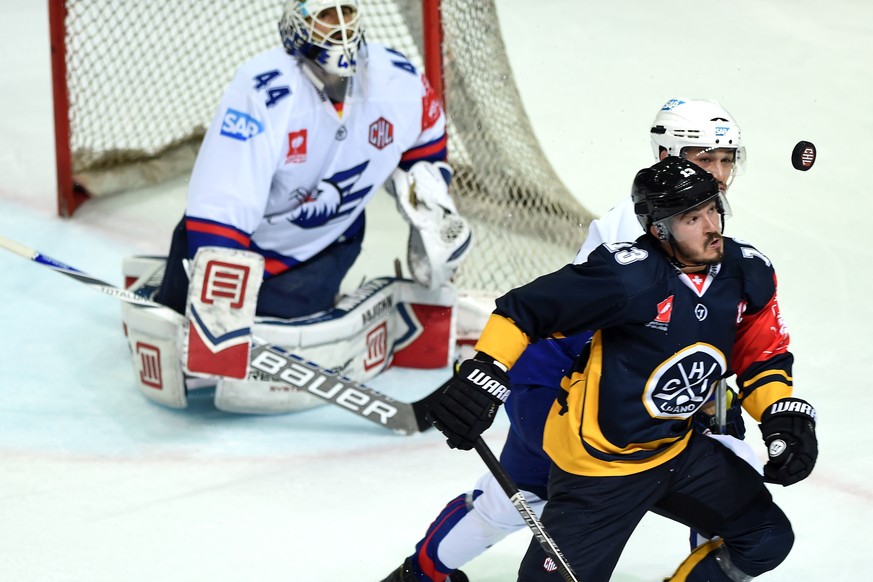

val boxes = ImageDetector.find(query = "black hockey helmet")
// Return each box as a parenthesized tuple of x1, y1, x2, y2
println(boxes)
(632, 156, 722, 231)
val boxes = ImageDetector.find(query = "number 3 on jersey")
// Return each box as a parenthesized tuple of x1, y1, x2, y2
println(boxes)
(605, 242, 648, 265)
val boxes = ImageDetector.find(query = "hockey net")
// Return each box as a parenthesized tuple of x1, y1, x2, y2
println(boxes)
(50, 0, 594, 294)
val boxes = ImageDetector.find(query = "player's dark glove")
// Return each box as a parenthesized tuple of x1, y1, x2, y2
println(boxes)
(759, 397, 818, 486)
(692, 386, 746, 439)
(428, 354, 511, 450)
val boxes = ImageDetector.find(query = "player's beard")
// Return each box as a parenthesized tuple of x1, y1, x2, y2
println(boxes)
(674, 233, 724, 266)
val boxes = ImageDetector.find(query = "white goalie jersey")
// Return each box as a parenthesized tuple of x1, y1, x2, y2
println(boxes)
(186, 42, 447, 276)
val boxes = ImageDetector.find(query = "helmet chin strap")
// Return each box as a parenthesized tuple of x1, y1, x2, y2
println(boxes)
(666, 239, 702, 270)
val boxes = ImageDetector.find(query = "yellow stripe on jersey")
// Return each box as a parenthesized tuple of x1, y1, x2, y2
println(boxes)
(474, 314, 531, 369)
(666, 540, 724, 581)
(741, 374, 793, 421)
(543, 331, 691, 477)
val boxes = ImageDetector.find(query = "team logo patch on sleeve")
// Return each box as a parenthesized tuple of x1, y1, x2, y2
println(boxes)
(421, 73, 443, 131)
(220, 108, 264, 141)
(369, 117, 394, 149)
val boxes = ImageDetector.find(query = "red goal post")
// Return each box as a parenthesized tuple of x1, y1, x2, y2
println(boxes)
(48, 0, 592, 294)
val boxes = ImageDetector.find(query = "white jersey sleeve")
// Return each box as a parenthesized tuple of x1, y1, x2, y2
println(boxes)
(187, 62, 284, 237)
(573, 196, 644, 264)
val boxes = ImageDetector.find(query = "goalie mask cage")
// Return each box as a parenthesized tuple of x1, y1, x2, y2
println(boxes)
(49, 0, 594, 294)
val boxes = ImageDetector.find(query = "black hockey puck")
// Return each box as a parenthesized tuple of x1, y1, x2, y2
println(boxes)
(791, 141, 816, 171)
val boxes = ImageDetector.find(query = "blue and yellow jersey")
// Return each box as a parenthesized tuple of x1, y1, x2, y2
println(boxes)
(475, 235, 792, 477)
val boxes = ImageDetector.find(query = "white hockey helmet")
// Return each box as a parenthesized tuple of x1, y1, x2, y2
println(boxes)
(279, 0, 363, 77)
(650, 98, 746, 175)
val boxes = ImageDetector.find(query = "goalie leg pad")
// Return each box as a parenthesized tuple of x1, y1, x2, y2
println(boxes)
(213, 278, 457, 414)
(122, 255, 167, 298)
(184, 247, 264, 379)
(122, 303, 187, 409)
(392, 280, 457, 369)
(215, 278, 400, 414)
(214, 377, 325, 414)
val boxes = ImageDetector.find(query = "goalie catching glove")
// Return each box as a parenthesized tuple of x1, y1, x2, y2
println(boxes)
(759, 397, 818, 486)
(387, 161, 472, 289)
(428, 353, 510, 450)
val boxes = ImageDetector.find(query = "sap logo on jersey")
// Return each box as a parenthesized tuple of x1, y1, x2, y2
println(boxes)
(643, 343, 727, 419)
(220, 108, 264, 141)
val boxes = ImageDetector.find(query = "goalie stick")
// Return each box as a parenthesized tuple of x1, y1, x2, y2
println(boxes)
(474, 438, 580, 582)
(0, 234, 443, 435)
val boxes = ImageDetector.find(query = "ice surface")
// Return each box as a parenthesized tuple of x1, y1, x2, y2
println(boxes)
(1, 1, 871, 580)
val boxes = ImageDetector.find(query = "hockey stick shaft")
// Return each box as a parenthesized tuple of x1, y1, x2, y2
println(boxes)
(0, 234, 160, 307)
(0, 234, 440, 434)
(714, 379, 727, 434)
(474, 438, 580, 582)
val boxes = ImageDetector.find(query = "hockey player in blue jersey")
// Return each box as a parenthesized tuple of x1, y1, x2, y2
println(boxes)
(382, 98, 752, 582)
(429, 157, 817, 581)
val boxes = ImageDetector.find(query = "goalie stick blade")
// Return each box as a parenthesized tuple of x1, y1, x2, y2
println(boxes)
(0, 234, 446, 435)
(411, 377, 451, 433)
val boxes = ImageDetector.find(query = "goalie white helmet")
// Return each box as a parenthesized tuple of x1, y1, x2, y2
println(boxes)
(650, 98, 746, 177)
(279, 0, 363, 77)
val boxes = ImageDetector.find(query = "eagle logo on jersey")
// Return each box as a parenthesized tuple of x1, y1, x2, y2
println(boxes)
(286, 182, 343, 228)
(266, 162, 372, 229)
(643, 343, 727, 419)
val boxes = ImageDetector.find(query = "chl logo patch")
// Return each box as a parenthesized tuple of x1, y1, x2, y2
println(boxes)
(643, 343, 727, 419)
(369, 117, 394, 149)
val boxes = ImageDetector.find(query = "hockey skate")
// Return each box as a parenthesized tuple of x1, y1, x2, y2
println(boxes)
(381, 557, 469, 582)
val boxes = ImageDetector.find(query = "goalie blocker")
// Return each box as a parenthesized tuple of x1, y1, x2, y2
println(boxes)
(121, 249, 457, 413)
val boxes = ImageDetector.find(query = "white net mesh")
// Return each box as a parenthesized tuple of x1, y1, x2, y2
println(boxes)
(60, 0, 594, 293)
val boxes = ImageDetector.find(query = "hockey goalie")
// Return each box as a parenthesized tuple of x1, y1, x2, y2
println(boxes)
(119, 0, 473, 414)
